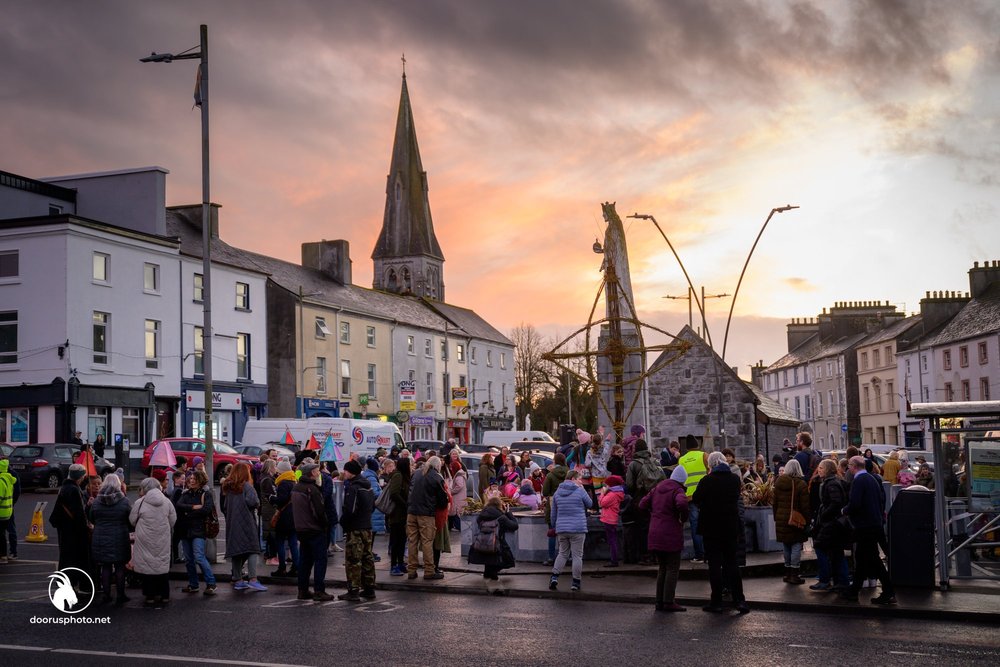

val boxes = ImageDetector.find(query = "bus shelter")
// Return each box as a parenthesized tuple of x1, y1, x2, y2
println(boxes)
(908, 401, 1000, 590)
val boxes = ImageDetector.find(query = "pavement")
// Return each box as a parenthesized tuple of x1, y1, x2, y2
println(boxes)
(7, 490, 1000, 622)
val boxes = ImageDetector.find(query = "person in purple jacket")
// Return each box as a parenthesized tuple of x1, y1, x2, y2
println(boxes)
(640, 466, 690, 612)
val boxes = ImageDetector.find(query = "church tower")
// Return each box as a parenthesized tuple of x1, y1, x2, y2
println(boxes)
(372, 71, 445, 300)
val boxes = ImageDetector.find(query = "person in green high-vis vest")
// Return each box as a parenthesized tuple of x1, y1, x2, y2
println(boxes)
(0, 459, 21, 563)
(678, 435, 709, 563)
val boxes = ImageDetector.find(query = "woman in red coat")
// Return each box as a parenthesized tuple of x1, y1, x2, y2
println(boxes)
(640, 467, 690, 612)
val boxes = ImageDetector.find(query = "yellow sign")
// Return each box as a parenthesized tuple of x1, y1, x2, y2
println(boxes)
(450, 386, 468, 408)
(26, 501, 48, 542)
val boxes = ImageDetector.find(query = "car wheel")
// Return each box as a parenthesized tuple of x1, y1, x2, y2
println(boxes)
(46, 472, 61, 489)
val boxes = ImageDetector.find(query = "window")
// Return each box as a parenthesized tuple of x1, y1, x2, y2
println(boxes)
(459, 375, 466, 392)
(828, 390, 835, 415)
(87, 407, 107, 445)
(122, 408, 140, 446)
(887, 381, 895, 411)
(923, 386, 929, 401)
(982, 378, 991, 401)
(457, 344, 465, 363)
(816, 364, 822, 379)
(487, 381, 493, 406)
(905, 359, 911, 375)
(236, 333, 250, 380)
(407, 335, 415, 355)
(959, 346, 969, 368)
(838, 387, 844, 413)
(863, 386, 870, 413)
(944, 382, 953, 401)
(943, 349, 952, 370)
(425, 372, 433, 401)
(93, 311, 109, 364)
(783, 370, 788, 387)
(340, 360, 351, 396)
(193, 326, 204, 375)
(424, 338, 432, 357)
(0, 311, 17, 364)
(193, 273, 204, 302)
(873, 349, 880, 368)
(793, 368, 799, 385)
(471, 347, 477, 364)
(366, 326, 376, 347)
(980, 342, 989, 365)
(502, 383, 507, 406)
(794, 396, 801, 419)
(340, 321, 351, 344)
(144, 319, 160, 369)
(316, 357, 327, 394)
(885, 346, 893, 365)
(143, 263, 160, 292)
(500, 352, 507, 370)
(442, 373, 450, 402)
(817, 392, 824, 417)
(367, 363, 377, 397)
(49, 204, 62, 215)
(874, 384, 882, 412)
(0, 251, 18, 279)
(861, 352, 869, 370)
(471, 378, 477, 405)
(487, 350, 493, 367)
(441, 340, 448, 361)
(93, 252, 109, 282)
(961, 380, 971, 401)
(805, 395, 812, 419)
(921, 354, 927, 372)
(235, 282, 250, 310)
(826, 361, 833, 376)
(408, 369, 415, 382)
(315, 317, 331, 339)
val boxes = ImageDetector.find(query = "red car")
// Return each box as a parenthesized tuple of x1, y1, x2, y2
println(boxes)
(142, 437, 257, 482)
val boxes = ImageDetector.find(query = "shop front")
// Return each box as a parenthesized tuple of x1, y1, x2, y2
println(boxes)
(406, 415, 435, 442)
(473, 415, 515, 444)
(301, 397, 341, 418)
(184, 387, 242, 446)
(445, 418, 470, 445)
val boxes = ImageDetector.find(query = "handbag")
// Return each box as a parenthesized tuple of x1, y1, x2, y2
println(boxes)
(269, 506, 282, 530)
(202, 491, 220, 539)
(788, 483, 807, 530)
(374, 487, 395, 515)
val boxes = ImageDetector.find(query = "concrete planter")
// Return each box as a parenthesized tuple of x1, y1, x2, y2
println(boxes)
(461, 511, 616, 563)
(744, 505, 781, 552)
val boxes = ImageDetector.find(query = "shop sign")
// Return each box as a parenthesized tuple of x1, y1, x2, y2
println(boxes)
(398, 380, 416, 411)
(450, 387, 468, 408)
(187, 391, 242, 411)
(447, 419, 468, 428)
(421, 402, 435, 411)
(409, 416, 435, 426)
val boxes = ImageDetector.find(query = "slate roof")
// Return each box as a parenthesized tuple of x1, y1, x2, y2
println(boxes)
(165, 208, 509, 344)
(924, 282, 1000, 346)
(765, 333, 821, 372)
(808, 332, 869, 361)
(746, 382, 799, 425)
(856, 314, 923, 346)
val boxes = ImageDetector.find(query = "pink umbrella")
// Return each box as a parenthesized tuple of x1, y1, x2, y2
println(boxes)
(149, 440, 177, 468)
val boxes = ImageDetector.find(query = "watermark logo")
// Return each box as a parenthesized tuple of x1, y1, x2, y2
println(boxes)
(47, 567, 94, 614)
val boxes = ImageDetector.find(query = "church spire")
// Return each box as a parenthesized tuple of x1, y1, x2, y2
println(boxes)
(372, 70, 445, 300)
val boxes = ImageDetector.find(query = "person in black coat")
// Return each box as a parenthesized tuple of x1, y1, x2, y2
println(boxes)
(87, 475, 132, 605)
(841, 456, 894, 604)
(339, 459, 376, 601)
(811, 459, 850, 591)
(268, 461, 299, 577)
(468, 496, 519, 581)
(175, 471, 218, 594)
(691, 452, 749, 614)
(50, 464, 91, 592)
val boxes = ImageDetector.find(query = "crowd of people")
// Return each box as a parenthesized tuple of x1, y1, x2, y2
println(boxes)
(0, 429, 914, 614)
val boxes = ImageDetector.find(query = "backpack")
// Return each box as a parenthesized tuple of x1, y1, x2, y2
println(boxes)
(618, 492, 633, 515)
(472, 517, 500, 554)
(636, 458, 665, 495)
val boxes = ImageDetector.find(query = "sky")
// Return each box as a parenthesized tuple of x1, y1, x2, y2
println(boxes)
(3, 0, 999, 377)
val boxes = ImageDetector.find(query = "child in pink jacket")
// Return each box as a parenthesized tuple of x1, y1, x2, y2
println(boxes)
(599, 474, 627, 567)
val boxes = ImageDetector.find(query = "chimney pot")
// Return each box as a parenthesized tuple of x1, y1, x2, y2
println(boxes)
(974, 261, 980, 268)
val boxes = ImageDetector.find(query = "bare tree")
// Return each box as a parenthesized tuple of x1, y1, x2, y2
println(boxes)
(510, 323, 548, 428)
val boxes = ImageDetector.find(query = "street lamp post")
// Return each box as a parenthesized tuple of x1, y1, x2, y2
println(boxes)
(142, 25, 215, 482)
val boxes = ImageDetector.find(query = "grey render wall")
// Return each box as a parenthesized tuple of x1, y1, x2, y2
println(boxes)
(266, 280, 297, 417)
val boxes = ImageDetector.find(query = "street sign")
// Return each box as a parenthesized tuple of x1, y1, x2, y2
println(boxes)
(450, 386, 468, 408)
(359, 393, 369, 406)
(396, 410, 409, 423)
(841, 424, 848, 433)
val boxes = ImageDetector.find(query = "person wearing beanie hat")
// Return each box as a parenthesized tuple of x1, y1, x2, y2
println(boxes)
(598, 472, 627, 567)
(621, 425, 645, 466)
(513, 478, 541, 510)
(269, 458, 300, 579)
(277, 460, 292, 474)
(639, 455, 690, 613)
(339, 455, 376, 601)
(53, 463, 91, 593)
(151, 468, 168, 491)
(623, 438, 663, 565)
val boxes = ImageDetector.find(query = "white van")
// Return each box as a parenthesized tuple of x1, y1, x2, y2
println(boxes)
(481, 430, 555, 447)
(241, 418, 404, 459)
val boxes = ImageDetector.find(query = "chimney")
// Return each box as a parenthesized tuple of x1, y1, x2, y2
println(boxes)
(787, 317, 819, 352)
(969, 259, 1000, 298)
(168, 203, 220, 238)
(750, 360, 766, 389)
(301, 240, 353, 286)
(919, 289, 970, 331)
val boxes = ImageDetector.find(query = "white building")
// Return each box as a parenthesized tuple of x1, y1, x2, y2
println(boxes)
(0, 167, 181, 453)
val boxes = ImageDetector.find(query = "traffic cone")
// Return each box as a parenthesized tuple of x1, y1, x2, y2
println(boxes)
(77, 449, 98, 477)
(26, 501, 48, 542)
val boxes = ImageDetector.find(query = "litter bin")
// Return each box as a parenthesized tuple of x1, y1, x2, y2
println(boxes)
(887, 487, 935, 587)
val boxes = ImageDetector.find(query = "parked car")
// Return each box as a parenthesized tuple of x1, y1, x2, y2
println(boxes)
(407, 439, 445, 454)
(8, 443, 115, 490)
(234, 443, 297, 461)
(141, 438, 257, 481)
(0, 443, 14, 458)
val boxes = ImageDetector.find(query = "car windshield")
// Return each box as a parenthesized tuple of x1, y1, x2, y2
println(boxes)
(13, 447, 42, 458)
(213, 442, 238, 454)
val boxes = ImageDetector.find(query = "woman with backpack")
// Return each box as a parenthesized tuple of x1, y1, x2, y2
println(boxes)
(771, 459, 811, 585)
(623, 439, 664, 564)
(640, 467, 690, 612)
(468, 496, 519, 582)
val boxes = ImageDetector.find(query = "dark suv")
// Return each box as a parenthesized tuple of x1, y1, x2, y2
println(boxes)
(8, 443, 115, 490)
